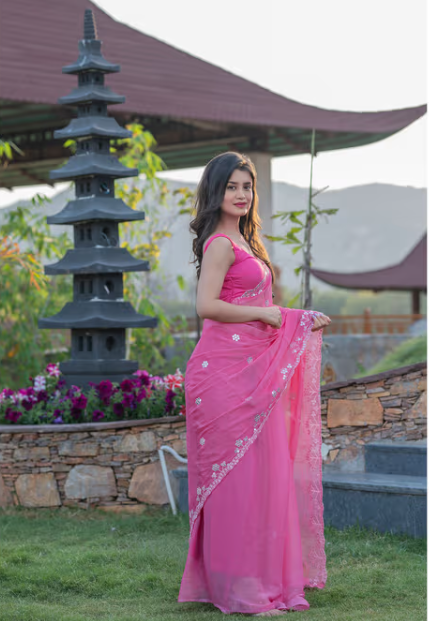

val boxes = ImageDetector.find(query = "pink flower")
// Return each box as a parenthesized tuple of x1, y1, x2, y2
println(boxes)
(164, 374, 183, 390)
(46, 363, 61, 377)
(92, 410, 105, 421)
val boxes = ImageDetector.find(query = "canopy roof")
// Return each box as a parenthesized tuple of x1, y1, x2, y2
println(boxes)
(0, 0, 426, 188)
(311, 234, 427, 292)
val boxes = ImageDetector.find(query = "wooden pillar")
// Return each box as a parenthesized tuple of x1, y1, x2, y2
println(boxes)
(412, 290, 420, 315)
(247, 151, 273, 259)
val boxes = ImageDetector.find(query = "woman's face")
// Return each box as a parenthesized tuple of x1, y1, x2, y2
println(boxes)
(220, 168, 253, 218)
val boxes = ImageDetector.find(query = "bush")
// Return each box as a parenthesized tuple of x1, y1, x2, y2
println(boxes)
(0, 364, 185, 425)
(356, 335, 427, 377)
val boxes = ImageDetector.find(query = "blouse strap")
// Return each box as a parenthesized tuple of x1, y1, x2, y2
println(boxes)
(203, 233, 236, 254)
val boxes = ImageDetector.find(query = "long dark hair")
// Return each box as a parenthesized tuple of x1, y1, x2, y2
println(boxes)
(190, 151, 274, 282)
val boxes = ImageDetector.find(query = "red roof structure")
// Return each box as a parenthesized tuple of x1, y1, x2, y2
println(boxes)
(311, 234, 427, 312)
(0, 0, 426, 187)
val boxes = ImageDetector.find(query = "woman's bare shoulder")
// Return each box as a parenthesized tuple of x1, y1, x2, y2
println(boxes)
(203, 234, 235, 256)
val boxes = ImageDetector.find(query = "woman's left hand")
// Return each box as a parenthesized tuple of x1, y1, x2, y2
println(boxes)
(311, 312, 331, 332)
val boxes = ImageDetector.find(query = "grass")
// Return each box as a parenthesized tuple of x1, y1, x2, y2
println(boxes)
(0, 507, 426, 621)
(357, 335, 427, 377)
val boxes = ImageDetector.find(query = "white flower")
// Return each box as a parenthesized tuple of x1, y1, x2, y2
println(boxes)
(34, 375, 46, 392)
(202, 361, 208, 368)
(212, 464, 220, 471)
(232, 334, 240, 341)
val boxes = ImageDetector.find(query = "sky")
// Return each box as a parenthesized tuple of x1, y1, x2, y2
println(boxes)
(0, 0, 426, 208)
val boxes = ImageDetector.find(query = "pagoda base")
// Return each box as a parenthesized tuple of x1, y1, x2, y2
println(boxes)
(60, 358, 139, 389)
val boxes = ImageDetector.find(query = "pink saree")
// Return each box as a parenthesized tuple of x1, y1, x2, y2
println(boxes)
(178, 233, 327, 614)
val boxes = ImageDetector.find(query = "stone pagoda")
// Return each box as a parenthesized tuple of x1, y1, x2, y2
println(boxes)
(39, 9, 157, 388)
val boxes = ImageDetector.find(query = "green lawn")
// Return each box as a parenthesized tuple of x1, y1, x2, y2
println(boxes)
(0, 507, 426, 621)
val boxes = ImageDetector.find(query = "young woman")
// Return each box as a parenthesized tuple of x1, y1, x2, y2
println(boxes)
(178, 152, 330, 616)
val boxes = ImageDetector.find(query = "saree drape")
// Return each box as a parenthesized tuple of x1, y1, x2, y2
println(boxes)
(178, 234, 327, 614)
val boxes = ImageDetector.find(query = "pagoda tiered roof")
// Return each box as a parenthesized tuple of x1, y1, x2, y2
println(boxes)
(45, 248, 149, 275)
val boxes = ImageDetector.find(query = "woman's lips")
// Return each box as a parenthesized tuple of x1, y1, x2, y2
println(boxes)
(235, 203, 247, 207)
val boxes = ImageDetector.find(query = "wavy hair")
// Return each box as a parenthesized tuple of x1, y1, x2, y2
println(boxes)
(190, 151, 274, 283)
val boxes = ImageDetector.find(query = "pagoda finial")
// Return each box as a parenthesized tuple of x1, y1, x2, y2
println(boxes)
(84, 9, 98, 41)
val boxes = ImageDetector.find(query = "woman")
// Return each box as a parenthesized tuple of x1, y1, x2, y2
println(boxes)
(178, 152, 330, 616)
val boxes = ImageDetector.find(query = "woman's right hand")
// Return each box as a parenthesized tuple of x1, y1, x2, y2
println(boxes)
(259, 306, 282, 329)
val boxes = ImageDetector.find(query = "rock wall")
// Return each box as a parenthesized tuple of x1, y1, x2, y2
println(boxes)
(0, 363, 426, 510)
(0, 417, 186, 512)
(321, 362, 426, 472)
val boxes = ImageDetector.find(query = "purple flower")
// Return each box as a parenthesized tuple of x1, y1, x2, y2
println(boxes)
(121, 393, 136, 409)
(70, 407, 83, 420)
(92, 409, 105, 422)
(120, 379, 135, 393)
(113, 402, 124, 418)
(5, 409, 23, 424)
(136, 388, 147, 403)
(133, 370, 151, 387)
(36, 390, 49, 403)
(53, 416, 64, 424)
(22, 399, 33, 411)
(1, 388, 14, 400)
(165, 389, 176, 413)
(97, 380, 114, 401)
(53, 409, 62, 418)
(56, 379, 67, 390)
(71, 394, 87, 411)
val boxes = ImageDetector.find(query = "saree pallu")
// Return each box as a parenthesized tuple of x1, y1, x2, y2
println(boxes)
(179, 234, 327, 614)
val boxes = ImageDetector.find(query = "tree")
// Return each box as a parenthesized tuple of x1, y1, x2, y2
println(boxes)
(266, 130, 338, 309)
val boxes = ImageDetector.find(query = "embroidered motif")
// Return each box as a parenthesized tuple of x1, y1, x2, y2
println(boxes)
(221, 461, 227, 467)
(245, 396, 253, 401)
(232, 334, 240, 341)
(254, 414, 260, 422)
(200, 437, 205, 445)
(235, 439, 243, 447)
(195, 397, 202, 405)
(212, 464, 220, 471)
(272, 390, 277, 397)
(197, 487, 202, 495)
(265, 300, 269, 306)
(237, 273, 268, 299)
(247, 356, 253, 363)
(202, 361, 209, 368)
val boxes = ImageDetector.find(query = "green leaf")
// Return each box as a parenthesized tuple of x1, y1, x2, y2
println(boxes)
(292, 245, 303, 255)
(176, 275, 185, 291)
(294, 266, 303, 275)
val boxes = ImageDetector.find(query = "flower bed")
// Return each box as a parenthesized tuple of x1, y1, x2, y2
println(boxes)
(0, 364, 185, 425)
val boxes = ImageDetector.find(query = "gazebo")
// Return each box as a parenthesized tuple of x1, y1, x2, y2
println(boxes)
(0, 0, 426, 252)
(311, 233, 427, 314)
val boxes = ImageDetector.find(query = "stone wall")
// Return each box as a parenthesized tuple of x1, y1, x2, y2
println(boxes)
(0, 417, 186, 512)
(0, 362, 426, 510)
(321, 362, 426, 472)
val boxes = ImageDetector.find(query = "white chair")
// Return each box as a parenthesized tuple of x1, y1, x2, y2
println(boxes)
(158, 445, 188, 515)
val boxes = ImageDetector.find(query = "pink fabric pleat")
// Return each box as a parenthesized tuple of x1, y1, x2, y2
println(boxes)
(178, 234, 327, 614)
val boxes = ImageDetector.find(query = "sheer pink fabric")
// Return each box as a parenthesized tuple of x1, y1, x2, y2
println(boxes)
(178, 233, 327, 614)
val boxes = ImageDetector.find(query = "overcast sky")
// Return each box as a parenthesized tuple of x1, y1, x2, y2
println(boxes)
(0, 0, 426, 208)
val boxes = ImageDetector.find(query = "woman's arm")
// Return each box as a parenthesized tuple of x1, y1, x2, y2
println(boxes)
(196, 236, 271, 324)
